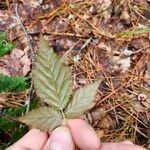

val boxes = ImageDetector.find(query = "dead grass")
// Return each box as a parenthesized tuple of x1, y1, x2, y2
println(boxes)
(62, 0, 150, 148)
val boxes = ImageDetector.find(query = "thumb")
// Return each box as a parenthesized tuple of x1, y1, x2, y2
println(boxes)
(43, 126, 75, 150)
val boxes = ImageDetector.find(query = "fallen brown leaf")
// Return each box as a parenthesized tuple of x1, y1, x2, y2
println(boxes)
(0, 48, 31, 76)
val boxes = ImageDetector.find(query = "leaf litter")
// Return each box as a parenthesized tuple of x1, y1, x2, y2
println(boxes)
(0, 0, 150, 148)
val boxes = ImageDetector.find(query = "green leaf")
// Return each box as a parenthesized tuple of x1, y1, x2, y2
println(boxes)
(65, 81, 100, 118)
(32, 37, 72, 110)
(19, 107, 62, 131)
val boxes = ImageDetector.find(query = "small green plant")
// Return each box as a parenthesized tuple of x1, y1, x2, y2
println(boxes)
(0, 32, 14, 57)
(0, 99, 41, 149)
(0, 74, 29, 93)
(0, 32, 28, 93)
(0, 32, 30, 149)
(0, 106, 28, 149)
(19, 37, 100, 131)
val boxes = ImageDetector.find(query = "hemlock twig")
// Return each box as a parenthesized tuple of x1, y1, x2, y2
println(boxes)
(0, 109, 22, 124)
(15, 4, 35, 114)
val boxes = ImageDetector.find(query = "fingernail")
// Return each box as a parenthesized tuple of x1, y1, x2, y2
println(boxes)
(49, 143, 62, 150)
(121, 140, 133, 145)
(49, 127, 74, 150)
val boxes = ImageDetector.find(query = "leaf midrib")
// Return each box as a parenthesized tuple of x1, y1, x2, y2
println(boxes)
(37, 50, 66, 110)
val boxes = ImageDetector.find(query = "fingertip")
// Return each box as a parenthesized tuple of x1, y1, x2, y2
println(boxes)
(44, 126, 74, 150)
(7, 129, 48, 150)
(68, 119, 101, 150)
(100, 142, 147, 150)
(121, 141, 134, 145)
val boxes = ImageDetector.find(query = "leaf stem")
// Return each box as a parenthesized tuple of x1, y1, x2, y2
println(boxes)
(61, 109, 66, 119)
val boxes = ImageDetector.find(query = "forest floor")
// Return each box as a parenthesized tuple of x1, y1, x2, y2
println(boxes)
(0, 0, 150, 149)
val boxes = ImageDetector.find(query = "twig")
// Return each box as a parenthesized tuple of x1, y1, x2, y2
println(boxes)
(132, 125, 148, 139)
(73, 37, 92, 62)
(28, 31, 88, 38)
(43, 31, 88, 38)
(15, 4, 34, 61)
(0, 109, 22, 124)
(79, 37, 92, 53)
(15, 4, 35, 114)
(61, 39, 82, 62)
(25, 84, 34, 114)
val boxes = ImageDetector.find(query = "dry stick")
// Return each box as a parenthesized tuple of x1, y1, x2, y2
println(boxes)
(0, 111, 22, 123)
(28, 31, 88, 39)
(15, 4, 35, 114)
(44, 31, 87, 38)
(73, 37, 92, 62)
(15, 4, 34, 59)
(61, 39, 82, 62)
(79, 37, 92, 53)
(132, 125, 148, 139)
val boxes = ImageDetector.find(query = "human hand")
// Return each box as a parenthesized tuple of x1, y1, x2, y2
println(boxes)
(7, 119, 146, 150)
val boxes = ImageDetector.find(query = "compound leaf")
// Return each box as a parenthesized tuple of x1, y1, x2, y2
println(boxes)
(32, 37, 72, 110)
(19, 107, 62, 131)
(65, 81, 100, 118)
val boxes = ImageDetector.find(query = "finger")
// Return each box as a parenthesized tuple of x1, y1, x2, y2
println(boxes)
(100, 142, 146, 150)
(7, 129, 48, 150)
(68, 119, 101, 150)
(43, 126, 74, 150)
(121, 141, 134, 145)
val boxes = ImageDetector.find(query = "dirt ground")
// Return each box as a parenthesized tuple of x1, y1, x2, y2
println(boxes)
(0, 0, 150, 148)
